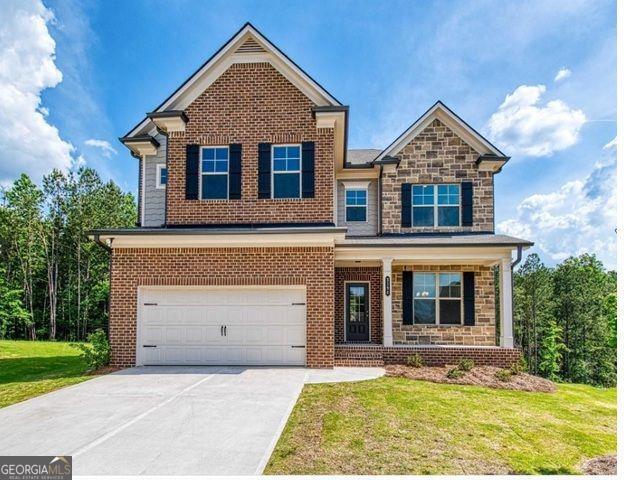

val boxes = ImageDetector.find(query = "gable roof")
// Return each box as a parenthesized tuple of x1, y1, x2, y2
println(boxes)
(125, 22, 342, 138)
(373, 101, 506, 163)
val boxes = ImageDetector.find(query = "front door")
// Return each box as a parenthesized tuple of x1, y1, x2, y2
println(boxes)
(345, 282, 370, 342)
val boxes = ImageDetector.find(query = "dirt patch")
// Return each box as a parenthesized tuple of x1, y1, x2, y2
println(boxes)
(581, 455, 616, 475)
(386, 364, 556, 393)
(88, 366, 121, 376)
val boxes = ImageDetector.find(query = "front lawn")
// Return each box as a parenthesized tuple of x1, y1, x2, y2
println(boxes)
(0, 340, 92, 408)
(265, 377, 616, 475)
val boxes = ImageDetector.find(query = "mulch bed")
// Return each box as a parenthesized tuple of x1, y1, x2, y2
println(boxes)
(88, 366, 122, 376)
(386, 364, 556, 393)
(581, 455, 617, 475)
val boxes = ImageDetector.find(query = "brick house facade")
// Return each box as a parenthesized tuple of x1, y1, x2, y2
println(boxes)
(95, 23, 531, 369)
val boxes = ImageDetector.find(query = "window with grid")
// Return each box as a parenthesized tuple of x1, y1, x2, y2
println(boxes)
(345, 189, 367, 222)
(411, 184, 460, 227)
(412, 272, 462, 325)
(272, 145, 301, 198)
(200, 147, 229, 199)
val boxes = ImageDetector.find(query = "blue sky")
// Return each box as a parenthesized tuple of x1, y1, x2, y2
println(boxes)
(0, 0, 616, 267)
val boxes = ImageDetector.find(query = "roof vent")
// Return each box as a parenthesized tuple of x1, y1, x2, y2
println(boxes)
(235, 37, 266, 54)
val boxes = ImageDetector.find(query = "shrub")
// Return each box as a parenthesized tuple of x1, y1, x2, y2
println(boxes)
(510, 357, 528, 375)
(457, 358, 474, 372)
(72, 329, 110, 371)
(495, 369, 513, 382)
(406, 354, 423, 368)
(446, 367, 464, 379)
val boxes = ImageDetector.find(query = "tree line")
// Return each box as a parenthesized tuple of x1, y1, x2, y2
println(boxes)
(513, 253, 616, 387)
(0, 169, 135, 341)
(0, 170, 617, 386)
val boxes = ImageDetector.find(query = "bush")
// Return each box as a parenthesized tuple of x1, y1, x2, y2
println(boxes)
(495, 369, 513, 382)
(457, 358, 474, 372)
(510, 357, 528, 375)
(446, 367, 464, 379)
(406, 354, 423, 368)
(72, 330, 110, 371)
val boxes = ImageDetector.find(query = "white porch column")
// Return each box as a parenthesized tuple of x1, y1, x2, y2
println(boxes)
(382, 257, 394, 347)
(499, 255, 514, 348)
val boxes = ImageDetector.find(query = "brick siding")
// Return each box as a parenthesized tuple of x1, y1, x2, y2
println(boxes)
(393, 264, 496, 346)
(165, 62, 335, 225)
(381, 118, 494, 234)
(109, 246, 335, 368)
(334, 266, 382, 344)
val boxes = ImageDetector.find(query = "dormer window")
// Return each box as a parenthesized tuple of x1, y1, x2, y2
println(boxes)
(411, 184, 460, 227)
(201, 146, 229, 199)
(345, 188, 367, 222)
(272, 145, 301, 199)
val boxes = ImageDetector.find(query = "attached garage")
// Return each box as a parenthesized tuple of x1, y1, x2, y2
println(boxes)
(136, 286, 307, 366)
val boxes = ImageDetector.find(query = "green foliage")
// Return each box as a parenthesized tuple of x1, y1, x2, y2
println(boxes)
(71, 330, 110, 371)
(446, 367, 464, 379)
(0, 168, 136, 342)
(457, 358, 474, 372)
(495, 369, 512, 382)
(406, 354, 423, 368)
(510, 356, 527, 375)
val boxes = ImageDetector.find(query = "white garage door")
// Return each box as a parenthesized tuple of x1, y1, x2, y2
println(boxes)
(137, 287, 306, 366)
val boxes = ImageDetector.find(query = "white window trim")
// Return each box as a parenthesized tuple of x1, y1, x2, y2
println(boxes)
(411, 183, 461, 227)
(156, 164, 167, 189)
(344, 187, 368, 223)
(271, 144, 302, 199)
(344, 280, 371, 342)
(412, 271, 463, 326)
(199, 146, 229, 200)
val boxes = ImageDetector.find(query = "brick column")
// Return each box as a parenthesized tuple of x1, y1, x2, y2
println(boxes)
(499, 256, 514, 348)
(382, 257, 393, 347)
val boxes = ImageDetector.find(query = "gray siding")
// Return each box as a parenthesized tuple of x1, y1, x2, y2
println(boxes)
(142, 133, 166, 227)
(337, 179, 378, 236)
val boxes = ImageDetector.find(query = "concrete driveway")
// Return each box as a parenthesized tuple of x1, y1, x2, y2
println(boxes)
(0, 366, 383, 475)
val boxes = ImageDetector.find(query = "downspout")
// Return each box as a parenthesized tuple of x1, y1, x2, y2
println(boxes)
(509, 244, 523, 348)
(91, 234, 113, 342)
(377, 165, 383, 236)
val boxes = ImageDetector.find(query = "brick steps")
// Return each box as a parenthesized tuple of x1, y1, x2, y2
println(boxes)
(335, 344, 384, 367)
(335, 358, 384, 367)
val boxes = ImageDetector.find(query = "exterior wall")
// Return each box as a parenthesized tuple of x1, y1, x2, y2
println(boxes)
(165, 62, 335, 225)
(337, 180, 378, 236)
(334, 266, 382, 344)
(109, 246, 335, 368)
(392, 264, 496, 346)
(334, 344, 521, 368)
(142, 132, 167, 227)
(381, 118, 494, 234)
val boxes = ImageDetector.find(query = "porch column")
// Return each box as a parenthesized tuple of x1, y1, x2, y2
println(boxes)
(382, 257, 394, 347)
(499, 255, 514, 348)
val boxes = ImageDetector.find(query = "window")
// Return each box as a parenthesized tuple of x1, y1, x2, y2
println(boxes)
(411, 184, 460, 227)
(345, 188, 367, 222)
(201, 146, 229, 199)
(272, 145, 301, 198)
(156, 164, 167, 188)
(412, 272, 462, 325)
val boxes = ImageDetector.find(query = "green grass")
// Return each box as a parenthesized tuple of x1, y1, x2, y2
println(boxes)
(0, 340, 93, 408)
(265, 377, 616, 475)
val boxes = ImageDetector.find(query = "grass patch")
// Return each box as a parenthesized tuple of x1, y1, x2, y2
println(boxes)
(265, 377, 616, 475)
(0, 340, 93, 408)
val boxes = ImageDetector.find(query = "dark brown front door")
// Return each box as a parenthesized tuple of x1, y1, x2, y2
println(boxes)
(345, 282, 369, 342)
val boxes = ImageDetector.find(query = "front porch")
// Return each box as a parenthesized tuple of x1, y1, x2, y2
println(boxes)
(334, 236, 523, 367)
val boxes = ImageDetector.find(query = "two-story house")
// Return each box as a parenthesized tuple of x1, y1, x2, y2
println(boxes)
(89, 23, 532, 368)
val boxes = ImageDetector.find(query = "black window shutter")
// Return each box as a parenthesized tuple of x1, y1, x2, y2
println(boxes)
(258, 143, 271, 199)
(402, 270, 414, 325)
(301, 141, 315, 198)
(401, 183, 412, 227)
(229, 144, 242, 200)
(463, 271, 475, 326)
(185, 144, 199, 200)
(461, 181, 473, 226)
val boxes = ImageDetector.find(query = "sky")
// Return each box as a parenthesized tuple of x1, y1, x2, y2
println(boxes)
(0, 0, 617, 267)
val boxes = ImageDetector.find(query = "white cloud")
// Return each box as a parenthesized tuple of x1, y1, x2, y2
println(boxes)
(499, 141, 616, 268)
(0, 0, 75, 184)
(85, 139, 116, 157)
(485, 84, 586, 157)
(554, 67, 572, 82)
(603, 137, 616, 150)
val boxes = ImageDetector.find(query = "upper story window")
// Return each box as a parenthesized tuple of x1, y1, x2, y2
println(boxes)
(201, 146, 229, 199)
(156, 164, 167, 189)
(411, 184, 460, 227)
(345, 188, 367, 222)
(272, 145, 301, 198)
(413, 272, 462, 325)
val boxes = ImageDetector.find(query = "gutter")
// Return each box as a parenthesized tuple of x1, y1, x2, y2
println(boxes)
(91, 234, 112, 253)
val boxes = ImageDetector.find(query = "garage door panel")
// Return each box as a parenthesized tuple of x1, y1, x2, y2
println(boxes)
(138, 287, 306, 366)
